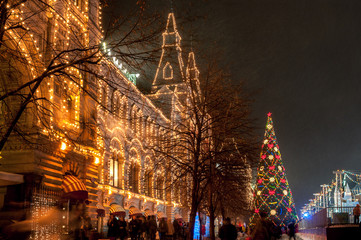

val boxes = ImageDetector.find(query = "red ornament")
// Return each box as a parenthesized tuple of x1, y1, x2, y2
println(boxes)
(269, 166, 275, 170)
(280, 179, 286, 183)
(267, 112, 272, 117)
(258, 179, 263, 184)
(255, 209, 259, 213)
(276, 155, 280, 159)
(287, 208, 292, 212)
(261, 155, 266, 159)
(269, 190, 275, 195)
(268, 144, 274, 149)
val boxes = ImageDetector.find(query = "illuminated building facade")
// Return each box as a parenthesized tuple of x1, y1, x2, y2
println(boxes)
(0, 0, 199, 235)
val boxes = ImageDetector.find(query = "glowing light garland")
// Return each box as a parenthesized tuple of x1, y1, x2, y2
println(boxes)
(250, 113, 298, 227)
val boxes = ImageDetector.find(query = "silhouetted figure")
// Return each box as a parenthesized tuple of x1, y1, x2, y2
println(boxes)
(218, 217, 238, 240)
(354, 204, 361, 224)
(251, 212, 272, 240)
(118, 216, 128, 240)
(173, 219, 182, 240)
(148, 215, 158, 240)
(288, 221, 296, 240)
(129, 215, 141, 240)
(107, 215, 119, 240)
(158, 218, 168, 240)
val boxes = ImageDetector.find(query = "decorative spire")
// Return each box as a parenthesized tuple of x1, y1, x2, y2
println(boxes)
(151, 12, 185, 92)
(163, 13, 181, 48)
(186, 52, 201, 102)
(186, 52, 199, 80)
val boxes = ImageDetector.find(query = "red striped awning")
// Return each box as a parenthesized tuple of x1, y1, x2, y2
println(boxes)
(144, 209, 155, 217)
(129, 206, 142, 216)
(110, 204, 125, 216)
(62, 175, 88, 200)
(157, 211, 166, 219)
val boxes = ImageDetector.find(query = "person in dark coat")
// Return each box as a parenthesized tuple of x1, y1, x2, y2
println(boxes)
(288, 221, 296, 240)
(173, 219, 182, 240)
(148, 215, 158, 240)
(107, 214, 119, 240)
(118, 216, 128, 240)
(251, 212, 273, 240)
(218, 217, 237, 240)
(158, 218, 168, 240)
(129, 215, 141, 240)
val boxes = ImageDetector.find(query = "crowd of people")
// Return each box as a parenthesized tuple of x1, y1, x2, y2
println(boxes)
(218, 214, 298, 240)
(107, 215, 188, 240)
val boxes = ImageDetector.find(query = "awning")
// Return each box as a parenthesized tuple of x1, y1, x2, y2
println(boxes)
(61, 175, 88, 200)
(0, 171, 23, 187)
(129, 206, 142, 216)
(110, 204, 126, 216)
(174, 214, 183, 220)
(157, 211, 167, 219)
(144, 209, 155, 217)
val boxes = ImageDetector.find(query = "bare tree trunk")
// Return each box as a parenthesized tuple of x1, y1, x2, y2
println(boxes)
(209, 195, 216, 240)
(188, 176, 200, 240)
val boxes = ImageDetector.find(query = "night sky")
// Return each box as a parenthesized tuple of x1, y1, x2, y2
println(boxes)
(108, 0, 361, 213)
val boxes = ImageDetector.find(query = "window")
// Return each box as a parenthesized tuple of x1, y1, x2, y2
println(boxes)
(109, 153, 120, 187)
(129, 163, 139, 193)
(144, 170, 153, 197)
(163, 62, 173, 80)
(156, 176, 164, 199)
(66, 95, 75, 121)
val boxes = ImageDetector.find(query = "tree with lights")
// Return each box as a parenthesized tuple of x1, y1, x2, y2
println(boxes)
(147, 13, 258, 239)
(250, 112, 298, 227)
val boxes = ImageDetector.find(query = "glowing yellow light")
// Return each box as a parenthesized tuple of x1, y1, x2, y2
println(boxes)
(60, 142, 66, 150)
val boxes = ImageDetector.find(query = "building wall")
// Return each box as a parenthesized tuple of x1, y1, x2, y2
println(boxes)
(0, 0, 191, 235)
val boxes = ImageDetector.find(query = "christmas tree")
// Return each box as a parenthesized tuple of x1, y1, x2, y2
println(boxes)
(250, 112, 298, 227)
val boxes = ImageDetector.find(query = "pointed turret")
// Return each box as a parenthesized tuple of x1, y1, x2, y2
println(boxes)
(151, 13, 185, 93)
(164, 13, 181, 47)
(186, 52, 201, 102)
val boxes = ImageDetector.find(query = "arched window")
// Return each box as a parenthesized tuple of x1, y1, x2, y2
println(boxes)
(109, 152, 119, 187)
(163, 62, 173, 80)
(128, 149, 140, 193)
(129, 163, 139, 193)
(144, 169, 153, 197)
(156, 176, 164, 200)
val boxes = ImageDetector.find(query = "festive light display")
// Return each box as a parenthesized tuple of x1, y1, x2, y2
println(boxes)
(250, 113, 298, 227)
